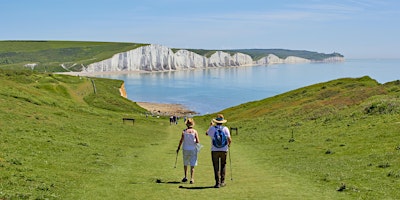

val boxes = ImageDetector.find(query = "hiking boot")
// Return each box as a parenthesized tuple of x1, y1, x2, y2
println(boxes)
(190, 179, 194, 184)
(220, 182, 226, 187)
(181, 178, 188, 182)
(214, 183, 220, 188)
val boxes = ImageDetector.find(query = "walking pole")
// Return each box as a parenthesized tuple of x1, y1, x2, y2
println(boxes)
(174, 151, 178, 168)
(229, 148, 233, 181)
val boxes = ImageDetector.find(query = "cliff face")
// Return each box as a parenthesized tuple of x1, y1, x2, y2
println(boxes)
(255, 54, 311, 65)
(83, 44, 343, 73)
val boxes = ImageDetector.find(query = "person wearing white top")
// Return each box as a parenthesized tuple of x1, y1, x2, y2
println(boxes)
(177, 118, 200, 184)
(206, 114, 231, 188)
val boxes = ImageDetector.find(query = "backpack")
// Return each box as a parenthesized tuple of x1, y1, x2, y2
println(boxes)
(212, 126, 228, 148)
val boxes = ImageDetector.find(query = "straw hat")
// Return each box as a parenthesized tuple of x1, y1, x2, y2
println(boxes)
(212, 114, 227, 124)
(185, 118, 195, 128)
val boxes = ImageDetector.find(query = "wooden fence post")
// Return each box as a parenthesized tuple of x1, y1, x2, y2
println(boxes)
(230, 127, 238, 135)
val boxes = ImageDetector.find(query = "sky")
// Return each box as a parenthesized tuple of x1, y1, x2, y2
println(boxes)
(1, 0, 399, 59)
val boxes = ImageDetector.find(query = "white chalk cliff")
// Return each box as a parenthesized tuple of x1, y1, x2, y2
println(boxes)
(82, 44, 344, 73)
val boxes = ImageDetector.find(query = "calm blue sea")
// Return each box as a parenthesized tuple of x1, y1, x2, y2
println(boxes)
(97, 59, 400, 115)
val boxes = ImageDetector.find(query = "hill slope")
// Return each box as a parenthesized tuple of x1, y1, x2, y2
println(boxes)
(187, 48, 343, 60)
(0, 41, 148, 72)
(198, 76, 400, 199)
(1, 71, 399, 199)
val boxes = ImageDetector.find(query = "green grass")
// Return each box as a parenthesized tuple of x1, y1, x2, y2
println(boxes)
(0, 41, 149, 72)
(1, 70, 399, 199)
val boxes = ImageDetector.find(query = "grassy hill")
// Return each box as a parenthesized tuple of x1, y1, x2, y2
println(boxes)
(186, 48, 343, 60)
(1, 69, 399, 199)
(198, 76, 400, 199)
(0, 41, 148, 72)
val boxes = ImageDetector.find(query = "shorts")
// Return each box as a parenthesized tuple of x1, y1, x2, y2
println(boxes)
(183, 149, 198, 166)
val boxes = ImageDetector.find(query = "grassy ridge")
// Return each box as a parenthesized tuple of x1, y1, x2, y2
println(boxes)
(224, 49, 343, 60)
(1, 69, 400, 199)
(0, 41, 148, 72)
(0, 70, 148, 199)
(197, 76, 400, 199)
(183, 48, 343, 60)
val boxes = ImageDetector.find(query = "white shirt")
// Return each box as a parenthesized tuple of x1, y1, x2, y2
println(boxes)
(183, 129, 197, 151)
(207, 125, 230, 152)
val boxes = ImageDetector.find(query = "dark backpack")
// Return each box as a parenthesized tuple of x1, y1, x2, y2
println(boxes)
(212, 126, 228, 148)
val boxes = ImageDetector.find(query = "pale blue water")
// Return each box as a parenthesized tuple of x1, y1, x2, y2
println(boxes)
(97, 59, 400, 115)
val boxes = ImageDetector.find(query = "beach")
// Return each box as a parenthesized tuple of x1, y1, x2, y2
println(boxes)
(136, 102, 197, 117)
(58, 71, 198, 116)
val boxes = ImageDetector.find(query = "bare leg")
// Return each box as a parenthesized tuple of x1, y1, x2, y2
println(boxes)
(181, 165, 188, 182)
(184, 165, 188, 178)
(190, 166, 195, 183)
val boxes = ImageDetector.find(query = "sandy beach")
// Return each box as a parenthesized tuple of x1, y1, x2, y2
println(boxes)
(136, 102, 198, 117)
(58, 71, 199, 116)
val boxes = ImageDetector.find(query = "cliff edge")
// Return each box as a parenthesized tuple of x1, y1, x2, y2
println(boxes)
(82, 44, 344, 73)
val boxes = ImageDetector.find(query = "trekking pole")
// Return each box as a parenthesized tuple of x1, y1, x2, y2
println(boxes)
(174, 151, 178, 168)
(229, 148, 233, 181)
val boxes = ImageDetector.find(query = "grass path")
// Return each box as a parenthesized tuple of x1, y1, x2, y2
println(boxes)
(63, 120, 341, 199)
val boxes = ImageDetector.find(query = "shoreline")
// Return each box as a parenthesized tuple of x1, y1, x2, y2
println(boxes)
(55, 64, 256, 77)
(136, 102, 198, 117)
(56, 70, 151, 77)
(57, 65, 259, 116)
(57, 71, 201, 116)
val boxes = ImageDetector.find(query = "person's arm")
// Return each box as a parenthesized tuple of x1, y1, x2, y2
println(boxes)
(225, 127, 232, 146)
(194, 131, 200, 143)
(205, 121, 214, 135)
(177, 131, 184, 153)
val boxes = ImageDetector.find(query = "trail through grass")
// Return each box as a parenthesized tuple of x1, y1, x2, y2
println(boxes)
(66, 120, 340, 200)
(1, 71, 399, 199)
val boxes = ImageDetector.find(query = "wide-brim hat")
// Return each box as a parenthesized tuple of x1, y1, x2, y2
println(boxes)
(212, 114, 227, 124)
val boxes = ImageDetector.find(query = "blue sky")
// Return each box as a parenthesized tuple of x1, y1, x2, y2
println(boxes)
(1, 0, 399, 59)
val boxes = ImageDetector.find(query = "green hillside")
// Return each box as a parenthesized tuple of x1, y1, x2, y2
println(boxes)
(186, 48, 344, 60)
(226, 49, 344, 60)
(1, 69, 399, 199)
(0, 41, 148, 72)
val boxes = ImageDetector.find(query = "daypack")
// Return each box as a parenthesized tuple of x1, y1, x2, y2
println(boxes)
(212, 126, 228, 148)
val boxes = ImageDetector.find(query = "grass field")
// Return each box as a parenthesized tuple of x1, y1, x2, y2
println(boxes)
(0, 69, 399, 199)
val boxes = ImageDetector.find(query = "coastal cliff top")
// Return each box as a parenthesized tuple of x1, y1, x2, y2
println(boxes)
(0, 40, 343, 73)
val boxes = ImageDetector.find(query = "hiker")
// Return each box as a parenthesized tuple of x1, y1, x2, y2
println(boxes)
(177, 118, 200, 184)
(206, 114, 231, 188)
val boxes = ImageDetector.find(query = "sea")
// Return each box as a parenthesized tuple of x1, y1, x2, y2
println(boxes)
(96, 59, 400, 115)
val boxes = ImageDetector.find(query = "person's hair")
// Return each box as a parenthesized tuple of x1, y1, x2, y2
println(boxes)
(185, 118, 195, 127)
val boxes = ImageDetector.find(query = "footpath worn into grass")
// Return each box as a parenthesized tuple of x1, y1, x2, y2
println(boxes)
(1, 71, 399, 199)
(65, 122, 338, 200)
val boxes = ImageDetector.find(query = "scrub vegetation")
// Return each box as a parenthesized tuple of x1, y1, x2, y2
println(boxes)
(1, 68, 399, 199)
